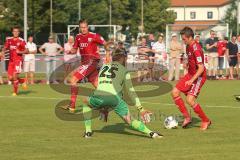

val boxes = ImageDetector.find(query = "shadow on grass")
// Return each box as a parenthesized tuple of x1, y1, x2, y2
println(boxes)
(18, 90, 36, 95)
(94, 123, 149, 138)
(178, 117, 201, 128)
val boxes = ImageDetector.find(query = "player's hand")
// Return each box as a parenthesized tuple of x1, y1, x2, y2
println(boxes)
(138, 106, 153, 124)
(185, 79, 194, 86)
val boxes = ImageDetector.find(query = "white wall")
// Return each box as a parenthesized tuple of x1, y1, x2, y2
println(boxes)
(169, 5, 230, 21)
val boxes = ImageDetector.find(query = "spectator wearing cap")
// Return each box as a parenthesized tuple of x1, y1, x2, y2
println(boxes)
(24, 36, 37, 84)
(205, 30, 218, 80)
(63, 36, 77, 78)
(168, 33, 182, 81)
(226, 35, 238, 80)
(39, 36, 63, 84)
(152, 34, 166, 81)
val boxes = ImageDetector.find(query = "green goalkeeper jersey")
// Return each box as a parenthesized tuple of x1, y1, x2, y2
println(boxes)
(94, 61, 141, 107)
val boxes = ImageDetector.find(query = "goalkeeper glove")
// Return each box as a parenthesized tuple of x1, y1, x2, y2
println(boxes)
(137, 106, 153, 124)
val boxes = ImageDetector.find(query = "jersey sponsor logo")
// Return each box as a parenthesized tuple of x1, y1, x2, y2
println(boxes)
(10, 45, 17, 50)
(197, 56, 202, 63)
(80, 43, 88, 48)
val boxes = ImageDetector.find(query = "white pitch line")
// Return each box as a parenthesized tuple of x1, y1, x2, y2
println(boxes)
(0, 95, 239, 109)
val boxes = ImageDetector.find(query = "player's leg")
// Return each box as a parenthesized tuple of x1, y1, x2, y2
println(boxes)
(82, 97, 93, 137)
(171, 74, 192, 128)
(186, 95, 211, 130)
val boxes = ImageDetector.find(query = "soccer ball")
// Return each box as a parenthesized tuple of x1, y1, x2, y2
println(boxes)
(164, 116, 178, 129)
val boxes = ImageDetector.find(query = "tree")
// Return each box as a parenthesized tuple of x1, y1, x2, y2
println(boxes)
(0, 0, 175, 40)
(223, 0, 238, 35)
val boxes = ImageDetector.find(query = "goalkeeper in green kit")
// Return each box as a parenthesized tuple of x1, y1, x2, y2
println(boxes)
(81, 49, 163, 138)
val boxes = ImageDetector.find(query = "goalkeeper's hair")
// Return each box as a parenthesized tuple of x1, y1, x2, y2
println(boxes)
(11, 26, 21, 32)
(79, 19, 88, 25)
(180, 26, 194, 38)
(112, 49, 126, 61)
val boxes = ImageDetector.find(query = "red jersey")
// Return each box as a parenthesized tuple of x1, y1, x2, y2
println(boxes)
(73, 32, 105, 61)
(4, 37, 27, 62)
(217, 40, 227, 56)
(186, 41, 206, 77)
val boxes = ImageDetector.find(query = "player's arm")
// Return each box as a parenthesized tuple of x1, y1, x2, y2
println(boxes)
(1, 39, 10, 57)
(124, 72, 152, 123)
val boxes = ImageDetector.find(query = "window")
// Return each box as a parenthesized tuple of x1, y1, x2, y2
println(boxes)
(207, 11, 213, 19)
(190, 12, 196, 19)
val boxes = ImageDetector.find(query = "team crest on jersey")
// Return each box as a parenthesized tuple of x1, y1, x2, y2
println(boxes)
(88, 38, 93, 42)
(197, 56, 202, 63)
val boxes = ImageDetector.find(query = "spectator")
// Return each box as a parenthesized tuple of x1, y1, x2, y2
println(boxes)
(236, 35, 240, 79)
(226, 35, 238, 80)
(206, 30, 218, 80)
(152, 34, 166, 81)
(63, 36, 77, 78)
(224, 37, 230, 77)
(0, 48, 4, 84)
(168, 33, 182, 81)
(217, 35, 227, 79)
(195, 34, 203, 48)
(137, 37, 152, 82)
(24, 36, 37, 84)
(39, 36, 63, 84)
(147, 34, 156, 81)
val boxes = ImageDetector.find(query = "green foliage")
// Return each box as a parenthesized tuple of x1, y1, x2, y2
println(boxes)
(223, 0, 238, 35)
(0, 0, 175, 37)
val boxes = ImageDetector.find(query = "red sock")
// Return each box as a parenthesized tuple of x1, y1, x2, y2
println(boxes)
(18, 78, 25, 84)
(70, 86, 79, 109)
(13, 80, 19, 94)
(173, 96, 190, 118)
(192, 104, 209, 122)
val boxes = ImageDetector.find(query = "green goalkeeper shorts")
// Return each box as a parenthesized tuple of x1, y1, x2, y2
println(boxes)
(88, 94, 129, 117)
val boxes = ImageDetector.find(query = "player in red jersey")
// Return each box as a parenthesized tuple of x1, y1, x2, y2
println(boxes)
(171, 27, 211, 131)
(1, 26, 28, 96)
(63, 19, 111, 113)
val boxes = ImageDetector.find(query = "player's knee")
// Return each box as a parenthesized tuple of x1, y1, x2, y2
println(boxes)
(171, 88, 179, 98)
(186, 96, 195, 106)
(70, 77, 77, 86)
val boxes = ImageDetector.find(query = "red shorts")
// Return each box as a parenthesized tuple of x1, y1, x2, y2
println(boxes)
(73, 60, 99, 84)
(8, 61, 22, 77)
(176, 74, 206, 97)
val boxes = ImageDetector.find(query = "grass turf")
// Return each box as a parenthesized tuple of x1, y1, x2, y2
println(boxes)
(0, 80, 240, 160)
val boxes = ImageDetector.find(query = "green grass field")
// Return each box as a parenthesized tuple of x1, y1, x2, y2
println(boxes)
(0, 80, 240, 160)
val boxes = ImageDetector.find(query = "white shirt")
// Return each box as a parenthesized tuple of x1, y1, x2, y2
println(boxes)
(152, 41, 166, 53)
(41, 42, 62, 56)
(25, 42, 37, 61)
